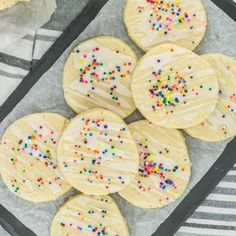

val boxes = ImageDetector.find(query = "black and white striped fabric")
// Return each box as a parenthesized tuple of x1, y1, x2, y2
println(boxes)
(0, 32, 33, 106)
(176, 163, 236, 236)
(0, 28, 61, 106)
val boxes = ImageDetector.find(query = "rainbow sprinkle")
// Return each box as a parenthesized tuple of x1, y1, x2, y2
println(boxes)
(147, 57, 211, 114)
(138, 0, 196, 44)
(3, 125, 63, 194)
(64, 117, 127, 190)
(136, 136, 178, 192)
(59, 197, 112, 235)
(74, 47, 133, 106)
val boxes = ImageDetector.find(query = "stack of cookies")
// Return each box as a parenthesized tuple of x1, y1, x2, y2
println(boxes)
(0, 1, 236, 235)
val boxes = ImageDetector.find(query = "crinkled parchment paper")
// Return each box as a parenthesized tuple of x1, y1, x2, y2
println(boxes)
(0, 0, 56, 50)
(0, 0, 235, 235)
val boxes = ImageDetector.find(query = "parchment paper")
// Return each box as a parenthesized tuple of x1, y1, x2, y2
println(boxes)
(0, 226, 10, 236)
(0, 0, 235, 235)
(0, 0, 56, 50)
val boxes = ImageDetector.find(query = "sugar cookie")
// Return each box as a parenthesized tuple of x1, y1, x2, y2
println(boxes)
(185, 54, 236, 142)
(0, 113, 71, 202)
(63, 36, 138, 118)
(57, 108, 139, 195)
(131, 43, 219, 129)
(50, 194, 130, 236)
(119, 120, 190, 208)
(124, 0, 207, 52)
(0, 0, 30, 10)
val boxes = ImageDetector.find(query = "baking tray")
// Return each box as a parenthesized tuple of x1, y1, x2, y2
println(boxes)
(0, 0, 235, 235)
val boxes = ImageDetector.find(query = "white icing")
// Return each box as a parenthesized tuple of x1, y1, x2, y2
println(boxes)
(119, 120, 191, 208)
(0, 114, 70, 202)
(57, 110, 139, 195)
(64, 37, 136, 118)
(185, 54, 236, 141)
(125, 0, 207, 50)
(132, 44, 219, 128)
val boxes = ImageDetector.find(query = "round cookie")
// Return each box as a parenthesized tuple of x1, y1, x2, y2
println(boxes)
(185, 54, 236, 142)
(63, 36, 138, 118)
(0, 0, 30, 10)
(57, 108, 139, 195)
(124, 0, 207, 52)
(50, 194, 130, 236)
(119, 120, 191, 208)
(0, 113, 71, 202)
(131, 43, 219, 129)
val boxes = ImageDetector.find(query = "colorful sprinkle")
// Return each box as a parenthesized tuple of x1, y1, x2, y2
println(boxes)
(74, 46, 133, 107)
(136, 136, 178, 191)
(2, 122, 64, 195)
(65, 117, 129, 190)
(138, 0, 195, 37)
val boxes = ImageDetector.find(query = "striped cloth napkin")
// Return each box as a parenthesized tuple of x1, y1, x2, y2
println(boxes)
(0, 28, 61, 106)
(0, 9, 236, 236)
(177, 163, 236, 235)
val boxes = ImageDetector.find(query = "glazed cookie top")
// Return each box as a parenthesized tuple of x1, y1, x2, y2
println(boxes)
(63, 36, 138, 118)
(0, 0, 30, 10)
(124, 0, 207, 51)
(57, 109, 139, 195)
(50, 194, 130, 236)
(185, 54, 236, 142)
(131, 43, 219, 129)
(0, 113, 71, 202)
(119, 120, 190, 208)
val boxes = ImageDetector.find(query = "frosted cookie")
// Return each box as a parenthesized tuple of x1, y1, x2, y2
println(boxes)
(0, 0, 30, 10)
(124, 0, 207, 52)
(131, 43, 219, 129)
(50, 194, 130, 236)
(119, 120, 190, 208)
(185, 54, 236, 142)
(63, 36, 138, 118)
(57, 108, 139, 195)
(0, 113, 71, 202)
